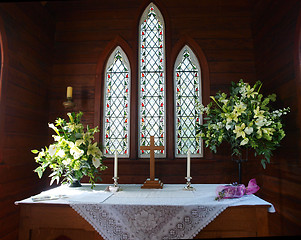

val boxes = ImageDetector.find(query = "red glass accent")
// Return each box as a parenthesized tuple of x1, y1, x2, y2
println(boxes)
(196, 88, 198, 92)
(197, 149, 200, 153)
(142, 73, 145, 77)
(160, 31, 162, 35)
(160, 73, 163, 77)
(107, 104, 109, 108)
(142, 150, 145, 154)
(124, 150, 127, 154)
(126, 89, 128, 93)
(142, 103, 144, 107)
(106, 134, 108, 138)
(178, 149, 181, 154)
(106, 119, 109, 123)
(125, 119, 127, 123)
(161, 134, 163, 138)
(142, 59, 144, 62)
(195, 73, 198, 77)
(177, 73, 179, 77)
(142, 32, 145, 35)
(107, 89, 110, 93)
(142, 88, 145, 92)
(151, 7, 154, 10)
(160, 87, 163, 91)
(126, 74, 128, 78)
(160, 45, 162, 48)
(106, 149, 108, 154)
(160, 59, 162, 62)
(125, 134, 127, 138)
(160, 103, 163, 107)
(125, 104, 128, 107)
(161, 150, 163, 154)
(178, 118, 180, 122)
(142, 118, 144, 122)
(177, 88, 180, 92)
(142, 45, 145, 48)
(108, 74, 110, 78)
(196, 118, 199, 122)
(142, 133, 144, 138)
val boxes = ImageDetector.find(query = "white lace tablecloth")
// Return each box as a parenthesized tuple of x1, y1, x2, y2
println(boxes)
(16, 184, 275, 240)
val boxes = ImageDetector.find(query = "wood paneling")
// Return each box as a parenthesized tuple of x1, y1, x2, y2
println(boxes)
(249, 0, 301, 236)
(1, 0, 300, 238)
(0, 2, 55, 240)
(48, 0, 256, 186)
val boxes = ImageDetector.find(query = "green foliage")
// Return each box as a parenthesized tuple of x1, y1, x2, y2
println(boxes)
(32, 112, 107, 188)
(196, 79, 290, 168)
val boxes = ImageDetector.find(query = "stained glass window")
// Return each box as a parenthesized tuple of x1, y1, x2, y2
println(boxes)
(139, 4, 165, 157)
(175, 46, 202, 157)
(104, 47, 130, 157)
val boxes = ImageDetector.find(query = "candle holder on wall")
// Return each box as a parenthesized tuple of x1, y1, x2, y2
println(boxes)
(63, 86, 75, 109)
(63, 97, 75, 109)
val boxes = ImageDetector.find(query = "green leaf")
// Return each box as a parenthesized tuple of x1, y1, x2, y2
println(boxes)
(34, 167, 44, 179)
(31, 149, 39, 154)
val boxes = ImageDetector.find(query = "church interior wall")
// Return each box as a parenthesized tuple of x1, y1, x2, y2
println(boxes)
(0, 0, 300, 239)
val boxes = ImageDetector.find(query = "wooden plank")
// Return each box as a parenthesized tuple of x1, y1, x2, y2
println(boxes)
(17, 204, 269, 239)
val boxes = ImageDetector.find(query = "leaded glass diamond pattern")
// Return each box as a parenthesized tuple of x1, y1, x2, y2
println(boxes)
(175, 48, 201, 156)
(140, 5, 165, 156)
(104, 50, 129, 156)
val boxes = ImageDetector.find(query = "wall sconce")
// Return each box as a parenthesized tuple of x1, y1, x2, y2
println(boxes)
(63, 86, 75, 109)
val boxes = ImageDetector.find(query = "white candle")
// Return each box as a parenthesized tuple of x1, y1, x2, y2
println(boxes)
(67, 86, 73, 98)
(114, 151, 118, 178)
(187, 149, 191, 178)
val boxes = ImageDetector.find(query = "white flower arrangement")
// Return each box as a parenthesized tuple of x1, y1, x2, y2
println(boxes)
(32, 112, 107, 187)
(196, 80, 290, 168)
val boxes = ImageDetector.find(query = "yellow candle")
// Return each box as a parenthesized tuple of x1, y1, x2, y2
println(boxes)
(67, 86, 73, 98)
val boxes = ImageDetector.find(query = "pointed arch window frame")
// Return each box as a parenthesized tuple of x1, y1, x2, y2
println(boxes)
(138, 2, 166, 158)
(103, 46, 131, 158)
(174, 45, 203, 158)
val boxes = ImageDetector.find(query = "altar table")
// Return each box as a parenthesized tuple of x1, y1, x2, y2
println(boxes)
(16, 184, 274, 240)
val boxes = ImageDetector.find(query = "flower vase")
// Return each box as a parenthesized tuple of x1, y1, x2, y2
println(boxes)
(232, 148, 248, 184)
(69, 172, 82, 187)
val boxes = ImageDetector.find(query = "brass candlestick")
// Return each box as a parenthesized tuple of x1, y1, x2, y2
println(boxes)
(63, 97, 75, 109)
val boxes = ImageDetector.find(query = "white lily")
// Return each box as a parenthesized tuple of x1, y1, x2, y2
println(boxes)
(48, 144, 57, 157)
(244, 126, 253, 135)
(92, 157, 101, 168)
(70, 145, 84, 159)
(233, 123, 246, 139)
(240, 138, 249, 146)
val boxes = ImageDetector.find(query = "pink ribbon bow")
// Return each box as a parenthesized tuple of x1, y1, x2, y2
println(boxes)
(215, 178, 260, 200)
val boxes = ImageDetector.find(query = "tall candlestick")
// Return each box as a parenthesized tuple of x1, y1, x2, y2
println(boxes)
(114, 151, 118, 178)
(187, 149, 191, 178)
(67, 86, 73, 98)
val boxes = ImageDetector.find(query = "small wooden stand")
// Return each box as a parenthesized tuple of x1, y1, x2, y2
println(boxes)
(140, 136, 164, 189)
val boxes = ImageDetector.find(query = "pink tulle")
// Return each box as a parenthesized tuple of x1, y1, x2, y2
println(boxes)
(215, 178, 260, 200)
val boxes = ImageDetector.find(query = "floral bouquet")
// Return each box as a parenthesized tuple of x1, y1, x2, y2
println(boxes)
(196, 79, 289, 168)
(32, 112, 107, 187)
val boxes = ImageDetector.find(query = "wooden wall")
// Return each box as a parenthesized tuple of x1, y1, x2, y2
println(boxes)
(48, 0, 256, 185)
(248, 0, 301, 236)
(1, 0, 300, 238)
(0, 3, 54, 240)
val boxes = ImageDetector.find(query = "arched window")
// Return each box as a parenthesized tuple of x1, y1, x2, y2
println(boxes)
(139, 3, 165, 157)
(174, 45, 202, 157)
(103, 46, 130, 157)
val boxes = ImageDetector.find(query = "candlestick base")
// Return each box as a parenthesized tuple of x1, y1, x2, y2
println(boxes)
(105, 177, 122, 192)
(183, 177, 195, 191)
(63, 97, 75, 109)
(141, 178, 163, 189)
